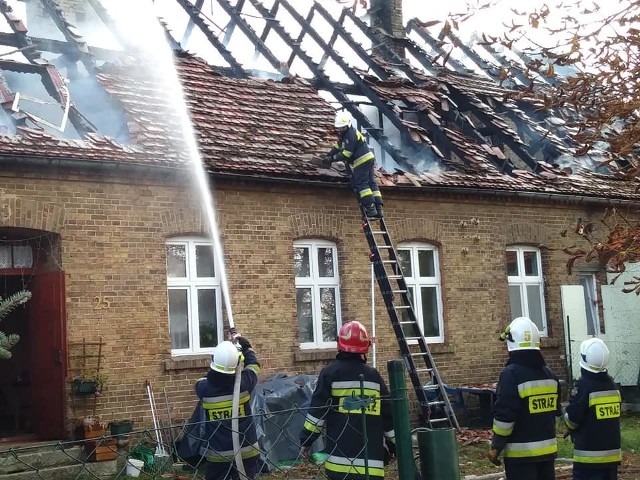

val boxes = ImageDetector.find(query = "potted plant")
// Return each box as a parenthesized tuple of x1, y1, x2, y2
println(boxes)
(72, 372, 108, 395)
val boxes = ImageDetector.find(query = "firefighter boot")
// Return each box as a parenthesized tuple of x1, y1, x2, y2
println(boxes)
(375, 203, 384, 218)
(364, 203, 380, 220)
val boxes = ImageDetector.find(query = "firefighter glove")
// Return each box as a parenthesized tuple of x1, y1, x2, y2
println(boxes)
(322, 157, 334, 167)
(236, 336, 252, 352)
(487, 448, 501, 466)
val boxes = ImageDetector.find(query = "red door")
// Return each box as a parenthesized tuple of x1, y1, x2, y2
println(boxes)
(29, 271, 67, 440)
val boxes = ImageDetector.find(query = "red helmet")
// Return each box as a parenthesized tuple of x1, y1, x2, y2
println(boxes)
(338, 321, 371, 354)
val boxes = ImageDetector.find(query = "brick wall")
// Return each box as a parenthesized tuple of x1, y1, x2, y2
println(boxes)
(0, 168, 609, 433)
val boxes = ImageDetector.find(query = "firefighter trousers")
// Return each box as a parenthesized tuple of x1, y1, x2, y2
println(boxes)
(205, 457, 258, 480)
(573, 465, 618, 480)
(350, 159, 381, 207)
(504, 460, 556, 480)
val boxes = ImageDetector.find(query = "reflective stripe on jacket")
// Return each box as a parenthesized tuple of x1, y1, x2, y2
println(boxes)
(491, 360, 560, 462)
(300, 352, 394, 479)
(195, 349, 261, 463)
(564, 369, 622, 467)
(333, 127, 374, 167)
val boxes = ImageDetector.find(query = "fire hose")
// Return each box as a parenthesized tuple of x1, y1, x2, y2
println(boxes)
(229, 327, 246, 479)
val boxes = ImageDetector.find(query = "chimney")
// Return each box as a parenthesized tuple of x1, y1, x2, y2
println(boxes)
(369, 0, 405, 59)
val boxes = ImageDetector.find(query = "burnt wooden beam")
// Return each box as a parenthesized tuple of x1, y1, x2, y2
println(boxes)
(175, 0, 246, 78)
(313, 3, 389, 79)
(180, 0, 205, 45)
(0, 0, 40, 62)
(274, 0, 437, 172)
(407, 20, 469, 73)
(216, 0, 283, 72)
(240, 0, 415, 171)
(86, 0, 135, 52)
(40, 0, 97, 75)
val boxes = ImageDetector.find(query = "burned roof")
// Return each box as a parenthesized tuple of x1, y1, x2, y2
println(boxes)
(0, 0, 637, 203)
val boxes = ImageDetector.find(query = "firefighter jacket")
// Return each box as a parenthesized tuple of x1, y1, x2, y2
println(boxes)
(299, 352, 395, 479)
(195, 349, 261, 463)
(491, 350, 561, 463)
(329, 126, 375, 168)
(564, 369, 622, 467)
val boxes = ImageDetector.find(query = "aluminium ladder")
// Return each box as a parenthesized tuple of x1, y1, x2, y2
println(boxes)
(359, 205, 460, 430)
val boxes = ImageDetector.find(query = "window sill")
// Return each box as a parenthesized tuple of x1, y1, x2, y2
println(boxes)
(294, 349, 337, 362)
(165, 355, 210, 372)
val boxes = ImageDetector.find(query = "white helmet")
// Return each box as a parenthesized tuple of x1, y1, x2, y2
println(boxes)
(210, 341, 240, 374)
(579, 338, 609, 373)
(334, 110, 352, 128)
(500, 316, 541, 351)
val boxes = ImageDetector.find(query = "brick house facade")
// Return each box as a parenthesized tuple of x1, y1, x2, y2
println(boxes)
(0, 153, 627, 436)
(0, 2, 637, 441)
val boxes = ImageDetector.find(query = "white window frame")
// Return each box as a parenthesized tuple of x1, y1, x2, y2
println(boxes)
(294, 239, 342, 349)
(506, 246, 548, 335)
(166, 236, 223, 356)
(397, 242, 445, 343)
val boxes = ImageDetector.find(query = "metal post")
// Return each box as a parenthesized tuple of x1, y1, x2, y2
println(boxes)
(387, 360, 414, 480)
(371, 261, 377, 369)
(359, 374, 369, 480)
(565, 314, 573, 389)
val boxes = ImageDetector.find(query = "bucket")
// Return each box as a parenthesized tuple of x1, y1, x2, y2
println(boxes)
(126, 458, 145, 477)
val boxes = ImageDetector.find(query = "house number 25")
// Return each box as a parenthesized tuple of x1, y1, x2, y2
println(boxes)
(93, 296, 110, 310)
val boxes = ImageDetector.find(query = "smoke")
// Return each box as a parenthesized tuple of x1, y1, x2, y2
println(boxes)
(67, 75, 129, 143)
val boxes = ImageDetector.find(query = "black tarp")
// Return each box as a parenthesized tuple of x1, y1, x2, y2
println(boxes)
(175, 373, 321, 472)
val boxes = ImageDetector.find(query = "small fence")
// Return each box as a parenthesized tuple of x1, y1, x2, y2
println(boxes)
(1, 380, 404, 478)
(0, 361, 462, 480)
(1, 409, 332, 479)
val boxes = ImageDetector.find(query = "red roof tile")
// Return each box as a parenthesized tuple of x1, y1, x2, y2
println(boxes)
(0, 52, 637, 202)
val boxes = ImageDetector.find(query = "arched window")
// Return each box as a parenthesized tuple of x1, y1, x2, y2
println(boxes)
(166, 236, 222, 355)
(397, 242, 444, 343)
(506, 246, 547, 335)
(293, 239, 342, 349)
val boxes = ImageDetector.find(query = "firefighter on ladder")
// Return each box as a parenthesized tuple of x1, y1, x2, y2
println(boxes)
(323, 110, 384, 220)
(488, 316, 561, 480)
(564, 338, 621, 480)
(299, 321, 395, 479)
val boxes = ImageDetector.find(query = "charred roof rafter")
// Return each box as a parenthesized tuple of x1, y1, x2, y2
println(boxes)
(216, 0, 284, 74)
(252, 0, 280, 64)
(312, 2, 389, 80)
(335, 10, 514, 171)
(406, 20, 470, 74)
(0, 59, 98, 136)
(446, 89, 540, 171)
(340, 16, 515, 172)
(181, 0, 205, 45)
(240, 0, 414, 172)
(222, 0, 245, 47)
(0, 0, 40, 63)
(175, 0, 246, 78)
(40, 0, 97, 75)
(286, 1, 314, 69)
(495, 102, 566, 159)
(0, 32, 126, 62)
(86, 0, 134, 52)
(159, 18, 183, 51)
(273, 0, 442, 172)
(396, 36, 440, 76)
